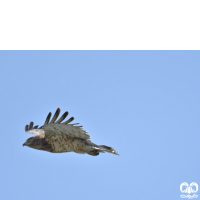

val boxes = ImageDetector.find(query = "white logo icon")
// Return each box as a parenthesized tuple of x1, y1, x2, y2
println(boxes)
(180, 182, 198, 199)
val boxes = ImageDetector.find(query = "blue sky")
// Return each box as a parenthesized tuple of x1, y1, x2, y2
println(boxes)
(0, 51, 200, 200)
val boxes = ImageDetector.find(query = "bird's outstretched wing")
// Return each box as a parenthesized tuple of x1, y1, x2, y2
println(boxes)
(25, 108, 90, 139)
(25, 122, 45, 138)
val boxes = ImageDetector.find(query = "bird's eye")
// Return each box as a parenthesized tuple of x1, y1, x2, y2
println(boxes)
(28, 138, 33, 142)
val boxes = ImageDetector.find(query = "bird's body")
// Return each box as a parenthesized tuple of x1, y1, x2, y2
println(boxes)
(23, 108, 119, 156)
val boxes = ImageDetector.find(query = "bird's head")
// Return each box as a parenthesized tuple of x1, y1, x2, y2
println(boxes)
(23, 137, 40, 149)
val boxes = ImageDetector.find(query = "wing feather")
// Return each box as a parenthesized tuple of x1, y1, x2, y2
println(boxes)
(44, 112, 51, 125)
(49, 108, 60, 123)
(29, 122, 33, 129)
(25, 122, 45, 138)
(42, 123, 90, 139)
(25, 125, 28, 132)
(55, 111, 69, 123)
(63, 117, 74, 124)
(25, 108, 90, 139)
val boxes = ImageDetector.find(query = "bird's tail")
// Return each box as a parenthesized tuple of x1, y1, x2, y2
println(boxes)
(87, 144, 120, 156)
(85, 140, 119, 156)
(98, 145, 120, 155)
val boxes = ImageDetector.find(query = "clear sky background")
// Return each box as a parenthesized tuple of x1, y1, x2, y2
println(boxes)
(0, 51, 200, 200)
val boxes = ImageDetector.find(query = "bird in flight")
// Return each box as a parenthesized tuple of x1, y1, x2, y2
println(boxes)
(23, 108, 119, 156)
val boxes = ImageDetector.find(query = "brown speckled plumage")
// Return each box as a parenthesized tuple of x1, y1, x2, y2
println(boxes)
(23, 108, 119, 156)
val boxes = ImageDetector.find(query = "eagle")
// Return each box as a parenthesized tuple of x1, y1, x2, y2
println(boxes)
(23, 108, 119, 156)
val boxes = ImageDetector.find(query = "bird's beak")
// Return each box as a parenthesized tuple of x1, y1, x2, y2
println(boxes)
(23, 142, 26, 146)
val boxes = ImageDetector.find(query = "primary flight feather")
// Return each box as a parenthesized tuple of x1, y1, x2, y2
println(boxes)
(23, 108, 119, 156)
